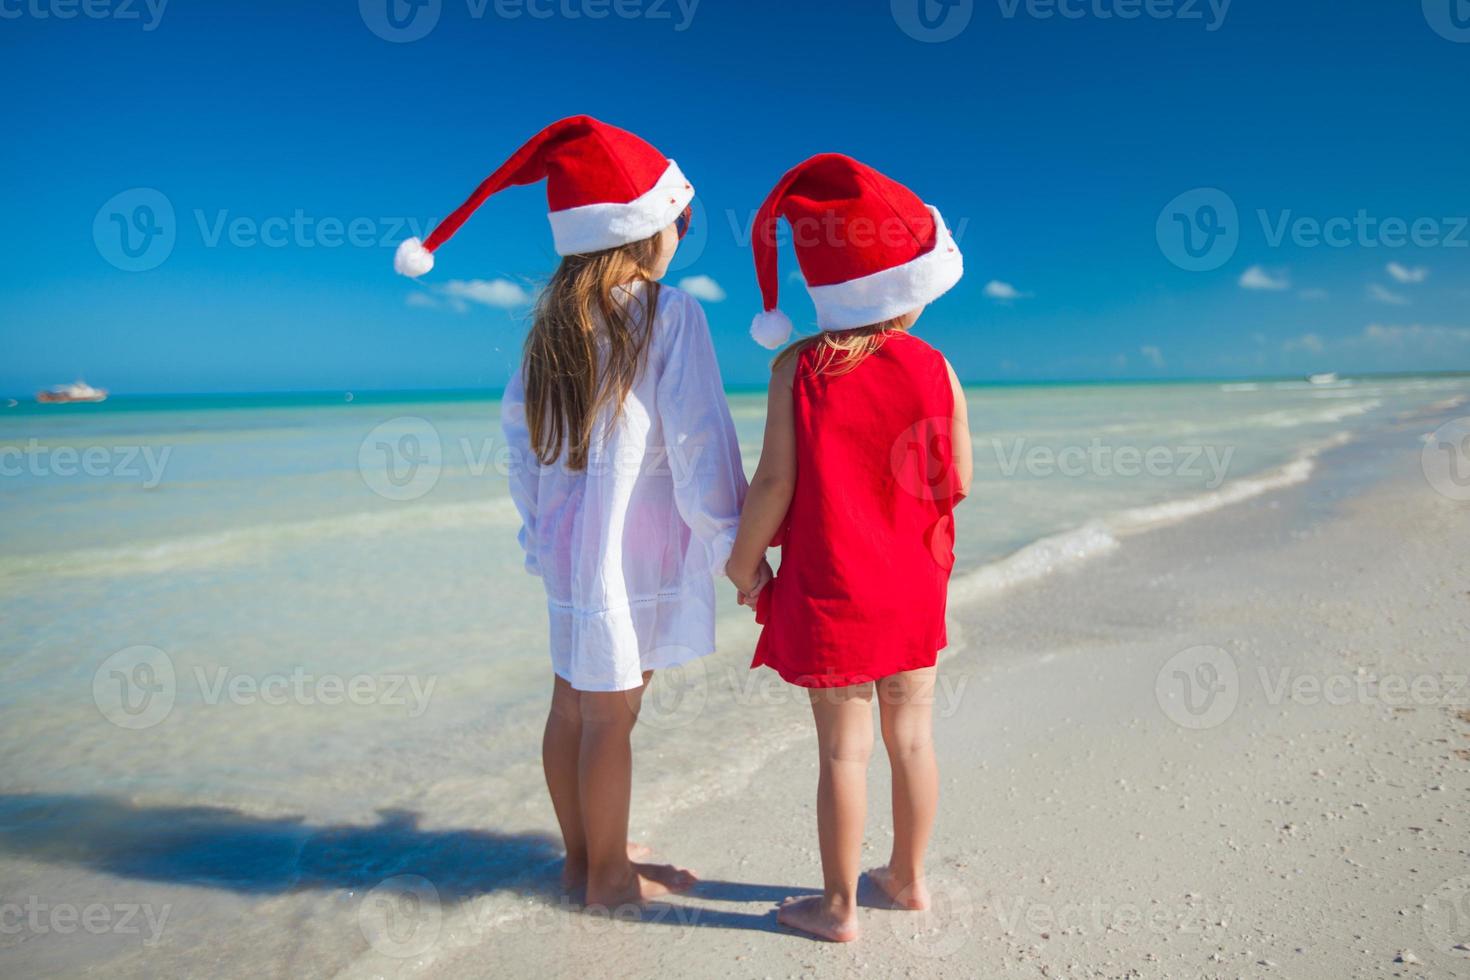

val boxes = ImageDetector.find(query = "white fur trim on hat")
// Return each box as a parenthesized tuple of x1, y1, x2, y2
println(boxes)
(546, 160, 694, 256)
(806, 206, 964, 331)
(750, 308, 794, 350)
(394, 237, 435, 278)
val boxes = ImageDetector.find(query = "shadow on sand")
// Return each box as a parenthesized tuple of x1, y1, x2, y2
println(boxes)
(0, 793, 808, 933)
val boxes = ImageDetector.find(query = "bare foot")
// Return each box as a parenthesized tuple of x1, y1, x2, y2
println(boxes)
(562, 842, 656, 890)
(868, 866, 930, 910)
(776, 895, 860, 942)
(585, 862, 698, 909)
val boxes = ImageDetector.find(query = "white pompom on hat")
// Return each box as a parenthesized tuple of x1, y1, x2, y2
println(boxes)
(749, 153, 963, 347)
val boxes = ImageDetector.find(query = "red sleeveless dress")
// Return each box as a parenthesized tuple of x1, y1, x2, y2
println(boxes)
(752, 332, 962, 688)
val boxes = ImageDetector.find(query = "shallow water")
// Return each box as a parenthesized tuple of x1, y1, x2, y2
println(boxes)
(1, 375, 1466, 975)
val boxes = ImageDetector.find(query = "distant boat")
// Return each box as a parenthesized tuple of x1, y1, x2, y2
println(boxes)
(1307, 373, 1340, 386)
(36, 380, 108, 404)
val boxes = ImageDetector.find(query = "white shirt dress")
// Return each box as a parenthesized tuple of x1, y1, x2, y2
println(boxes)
(500, 283, 748, 692)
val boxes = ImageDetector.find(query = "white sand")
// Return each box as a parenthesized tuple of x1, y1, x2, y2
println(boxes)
(410, 402, 1469, 978)
(4, 405, 1465, 980)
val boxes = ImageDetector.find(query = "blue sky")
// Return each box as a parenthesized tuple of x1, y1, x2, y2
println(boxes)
(3, 0, 1468, 394)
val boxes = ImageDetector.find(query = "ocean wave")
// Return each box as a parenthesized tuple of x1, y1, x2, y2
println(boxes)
(0, 498, 523, 581)
(949, 432, 1351, 605)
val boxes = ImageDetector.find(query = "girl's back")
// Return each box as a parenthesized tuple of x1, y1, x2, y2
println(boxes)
(753, 332, 960, 687)
(502, 282, 746, 691)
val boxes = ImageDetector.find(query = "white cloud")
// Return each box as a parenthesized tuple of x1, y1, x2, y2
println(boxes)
(1239, 265, 1291, 291)
(677, 275, 727, 302)
(1140, 345, 1165, 369)
(1298, 288, 1329, 301)
(405, 292, 439, 309)
(441, 278, 533, 309)
(1283, 333, 1326, 354)
(1386, 262, 1429, 284)
(984, 280, 1030, 301)
(1368, 283, 1410, 306)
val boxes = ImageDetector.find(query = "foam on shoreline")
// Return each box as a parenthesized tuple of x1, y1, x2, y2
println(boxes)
(949, 432, 1352, 606)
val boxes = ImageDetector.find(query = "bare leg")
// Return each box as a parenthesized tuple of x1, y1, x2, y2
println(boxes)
(778, 682, 873, 942)
(542, 676, 587, 889)
(545, 675, 661, 891)
(871, 667, 938, 910)
(580, 672, 696, 908)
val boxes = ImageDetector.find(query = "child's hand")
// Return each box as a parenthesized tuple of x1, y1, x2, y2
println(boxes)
(735, 558, 774, 609)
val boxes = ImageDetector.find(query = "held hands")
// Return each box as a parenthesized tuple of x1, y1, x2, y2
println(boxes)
(731, 557, 774, 611)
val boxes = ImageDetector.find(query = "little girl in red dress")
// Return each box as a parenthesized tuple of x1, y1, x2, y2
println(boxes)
(726, 154, 973, 942)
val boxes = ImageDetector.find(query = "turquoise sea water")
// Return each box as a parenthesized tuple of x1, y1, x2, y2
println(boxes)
(0, 375, 1467, 967)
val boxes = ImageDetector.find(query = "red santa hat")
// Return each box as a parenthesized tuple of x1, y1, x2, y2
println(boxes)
(394, 115, 694, 277)
(748, 154, 964, 349)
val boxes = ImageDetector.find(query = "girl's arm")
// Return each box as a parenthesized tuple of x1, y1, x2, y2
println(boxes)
(500, 370, 542, 576)
(655, 293, 749, 577)
(726, 357, 797, 595)
(946, 358, 973, 500)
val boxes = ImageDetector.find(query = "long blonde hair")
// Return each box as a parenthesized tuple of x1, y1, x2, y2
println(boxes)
(771, 319, 906, 377)
(523, 232, 663, 470)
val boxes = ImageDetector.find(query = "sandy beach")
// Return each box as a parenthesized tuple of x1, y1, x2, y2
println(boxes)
(1, 392, 1466, 980)
(414, 397, 1467, 978)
